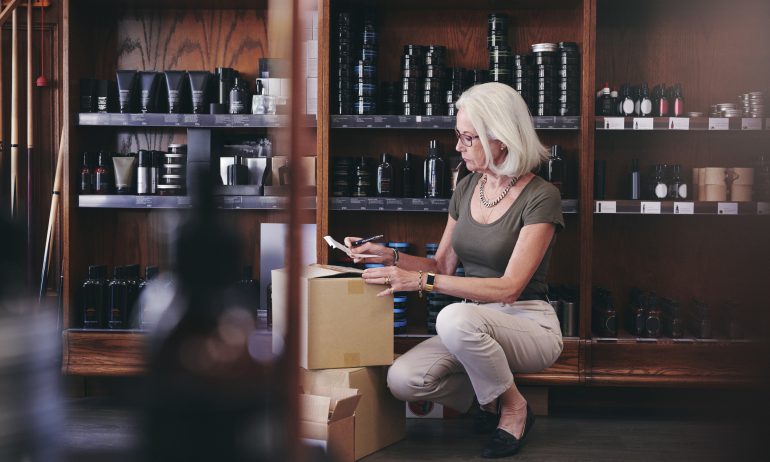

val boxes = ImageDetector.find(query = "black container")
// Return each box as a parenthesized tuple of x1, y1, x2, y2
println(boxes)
(82, 265, 107, 328)
(354, 156, 372, 197)
(376, 153, 394, 197)
(467, 69, 489, 87)
(332, 156, 354, 197)
(108, 266, 128, 329)
(352, 97, 377, 115)
(424, 103, 446, 116)
(401, 103, 423, 116)
(424, 140, 445, 198)
(402, 152, 415, 197)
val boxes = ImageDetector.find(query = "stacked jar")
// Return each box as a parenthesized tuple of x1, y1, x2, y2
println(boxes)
(558, 42, 580, 116)
(332, 156, 354, 196)
(446, 67, 466, 116)
(531, 43, 558, 116)
(333, 12, 353, 115)
(352, 13, 378, 115)
(467, 69, 489, 89)
(158, 144, 187, 196)
(488, 13, 511, 86)
(513, 54, 533, 108)
(400, 45, 424, 116)
(425, 243, 455, 334)
(423, 45, 447, 116)
(353, 156, 372, 197)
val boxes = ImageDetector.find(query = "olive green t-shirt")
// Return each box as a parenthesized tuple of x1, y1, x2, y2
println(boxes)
(448, 173, 564, 296)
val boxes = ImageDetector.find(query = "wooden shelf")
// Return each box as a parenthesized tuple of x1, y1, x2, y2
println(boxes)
(331, 115, 581, 130)
(330, 197, 579, 214)
(62, 330, 146, 376)
(77, 113, 316, 128)
(78, 195, 316, 210)
(594, 200, 769, 215)
(595, 116, 768, 131)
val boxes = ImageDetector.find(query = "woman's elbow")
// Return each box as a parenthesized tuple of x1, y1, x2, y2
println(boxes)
(500, 291, 522, 305)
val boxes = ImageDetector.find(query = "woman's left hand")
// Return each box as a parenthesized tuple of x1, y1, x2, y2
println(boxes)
(362, 265, 418, 297)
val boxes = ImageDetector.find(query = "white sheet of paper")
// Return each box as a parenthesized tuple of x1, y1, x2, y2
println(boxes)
(323, 235, 378, 258)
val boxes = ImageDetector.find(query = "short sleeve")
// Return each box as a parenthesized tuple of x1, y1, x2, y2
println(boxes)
(449, 173, 477, 220)
(522, 180, 565, 232)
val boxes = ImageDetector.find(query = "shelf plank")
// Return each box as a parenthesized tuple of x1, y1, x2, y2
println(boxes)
(78, 195, 316, 210)
(63, 330, 146, 376)
(330, 197, 578, 214)
(596, 116, 767, 131)
(330, 115, 581, 130)
(593, 200, 768, 215)
(77, 113, 316, 128)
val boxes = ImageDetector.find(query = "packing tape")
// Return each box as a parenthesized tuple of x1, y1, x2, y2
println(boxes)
(343, 352, 360, 366)
(347, 280, 364, 294)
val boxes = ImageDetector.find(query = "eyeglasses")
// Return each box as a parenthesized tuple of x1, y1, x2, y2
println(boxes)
(454, 128, 480, 147)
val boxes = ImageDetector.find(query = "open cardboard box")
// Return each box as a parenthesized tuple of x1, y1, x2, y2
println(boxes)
(272, 264, 393, 370)
(300, 384, 362, 462)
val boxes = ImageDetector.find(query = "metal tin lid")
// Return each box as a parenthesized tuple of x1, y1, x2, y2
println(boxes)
(531, 43, 558, 53)
(164, 153, 186, 158)
(156, 184, 183, 189)
(162, 174, 184, 179)
(163, 164, 186, 169)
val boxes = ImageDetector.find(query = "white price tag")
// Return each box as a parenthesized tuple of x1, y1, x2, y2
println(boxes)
(669, 117, 690, 130)
(673, 202, 694, 214)
(604, 117, 625, 130)
(633, 118, 654, 130)
(415, 116, 422, 123)
(708, 117, 729, 130)
(757, 202, 770, 215)
(742, 118, 762, 130)
(717, 202, 738, 215)
(640, 202, 661, 214)
(595, 201, 617, 213)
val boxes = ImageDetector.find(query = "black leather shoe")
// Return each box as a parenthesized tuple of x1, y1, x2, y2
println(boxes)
(481, 404, 535, 458)
(472, 409, 501, 434)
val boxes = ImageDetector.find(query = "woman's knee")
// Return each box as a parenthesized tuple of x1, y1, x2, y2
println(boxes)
(435, 303, 478, 351)
(386, 356, 421, 401)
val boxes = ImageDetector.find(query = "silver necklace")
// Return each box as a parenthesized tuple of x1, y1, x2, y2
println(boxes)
(479, 175, 518, 208)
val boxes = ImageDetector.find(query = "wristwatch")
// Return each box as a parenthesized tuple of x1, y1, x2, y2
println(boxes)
(424, 272, 436, 293)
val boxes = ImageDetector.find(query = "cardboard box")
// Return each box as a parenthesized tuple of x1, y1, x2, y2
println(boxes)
(300, 384, 362, 462)
(272, 264, 394, 369)
(269, 156, 316, 187)
(302, 366, 405, 460)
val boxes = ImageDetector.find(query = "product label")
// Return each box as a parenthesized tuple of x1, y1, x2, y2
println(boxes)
(678, 184, 688, 199)
(708, 117, 729, 130)
(742, 118, 762, 130)
(654, 183, 668, 199)
(231, 101, 245, 113)
(97, 96, 108, 112)
(84, 307, 98, 323)
(717, 202, 738, 215)
(641, 201, 661, 214)
(622, 99, 635, 116)
(168, 90, 179, 111)
(640, 100, 652, 116)
(673, 202, 694, 214)
(604, 117, 625, 130)
(595, 201, 616, 213)
(137, 169, 149, 194)
(758, 202, 770, 215)
(670, 117, 690, 130)
(191, 90, 204, 111)
(633, 118, 654, 130)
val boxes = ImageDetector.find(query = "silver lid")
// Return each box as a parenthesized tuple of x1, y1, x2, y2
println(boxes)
(531, 43, 558, 53)
(161, 174, 184, 179)
(156, 184, 183, 189)
(686, 111, 704, 117)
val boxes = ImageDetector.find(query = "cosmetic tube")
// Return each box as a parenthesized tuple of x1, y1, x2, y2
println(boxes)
(164, 71, 186, 114)
(116, 70, 138, 113)
(138, 72, 160, 113)
(113, 155, 137, 194)
(187, 71, 211, 114)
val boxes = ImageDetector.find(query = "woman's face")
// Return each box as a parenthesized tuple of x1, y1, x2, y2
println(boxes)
(454, 109, 505, 173)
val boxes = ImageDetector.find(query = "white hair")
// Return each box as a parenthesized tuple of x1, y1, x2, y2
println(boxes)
(455, 82, 548, 178)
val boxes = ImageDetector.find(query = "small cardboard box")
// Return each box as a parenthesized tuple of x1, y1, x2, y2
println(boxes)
(272, 264, 394, 369)
(300, 384, 362, 462)
(268, 156, 316, 186)
(302, 366, 405, 460)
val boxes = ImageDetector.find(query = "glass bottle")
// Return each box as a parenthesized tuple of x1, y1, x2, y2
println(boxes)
(630, 158, 640, 200)
(628, 289, 647, 337)
(401, 152, 415, 198)
(79, 152, 93, 194)
(376, 153, 394, 197)
(672, 83, 685, 117)
(645, 295, 662, 338)
(94, 151, 112, 194)
(124, 264, 142, 328)
(229, 76, 250, 115)
(546, 145, 565, 197)
(691, 299, 712, 339)
(653, 164, 668, 199)
(108, 266, 128, 329)
(82, 265, 107, 328)
(666, 300, 684, 339)
(668, 164, 686, 199)
(354, 156, 371, 197)
(620, 84, 635, 116)
(639, 83, 652, 117)
(424, 140, 445, 198)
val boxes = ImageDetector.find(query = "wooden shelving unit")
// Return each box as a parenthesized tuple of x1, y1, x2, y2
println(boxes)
(59, 0, 769, 386)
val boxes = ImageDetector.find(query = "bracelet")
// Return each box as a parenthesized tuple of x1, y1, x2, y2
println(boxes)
(417, 270, 424, 298)
(392, 248, 399, 266)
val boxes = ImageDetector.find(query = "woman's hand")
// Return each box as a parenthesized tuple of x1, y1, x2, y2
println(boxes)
(361, 265, 419, 297)
(344, 236, 394, 265)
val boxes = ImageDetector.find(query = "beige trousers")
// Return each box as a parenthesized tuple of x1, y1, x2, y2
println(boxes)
(387, 300, 563, 411)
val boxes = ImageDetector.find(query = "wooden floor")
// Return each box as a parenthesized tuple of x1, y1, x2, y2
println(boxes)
(61, 398, 763, 461)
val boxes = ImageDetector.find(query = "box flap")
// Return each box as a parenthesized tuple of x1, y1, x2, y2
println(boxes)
(330, 393, 362, 422)
(300, 393, 332, 424)
(310, 263, 364, 277)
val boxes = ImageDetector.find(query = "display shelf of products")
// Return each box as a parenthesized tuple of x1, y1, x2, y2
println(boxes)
(592, 329, 759, 345)
(77, 113, 317, 128)
(595, 116, 767, 131)
(330, 115, 581, 130)
(331, 197, 579, 213)
(78, 194, 316, 210)
(593, 200, 769, 215)
(62, 330, 146, 376)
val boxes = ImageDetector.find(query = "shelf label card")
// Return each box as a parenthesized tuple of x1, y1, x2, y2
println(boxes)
(708, 117, 729, 130)
(742, 118, 763, 130)
(670, 117, 690, 130)
(673, 202, 694, 214)
(633, 118, 654, 130)
(758, 202, 770, 215)
(717, 202, 738, 215)
(595, 201, 617, 213)
(604, 117, 625, 130)
(641, 201, 661, 214)
(415, 116, 422, 123)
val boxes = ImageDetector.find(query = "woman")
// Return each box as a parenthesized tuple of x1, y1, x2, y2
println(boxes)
(346, 82, 563, 458)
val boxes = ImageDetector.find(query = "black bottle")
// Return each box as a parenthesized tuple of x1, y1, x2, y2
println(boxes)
(598, 83, 613, 116)
(229, 76, 250, 115)
(546, 145, 565, 197)
(424, 140, 446, 198)
(108, 266, 128, 329)
(80, 152, 93, 194)
(82, 265, 107, 328)
(227, 155, 249, 186)
(628, 289, 647, 337)
(668, 164, 686, 199)
(94, 151, 112, 194)
(139, 266, 159, 330)
(645, 295, 662, 338)
(377, 153, 394, 197)
(630, 158, 640, 200)
(354, 156, 371, 197)
(124, 264, 143, 328)
(653, 164, 668, 200)
(639, 83, 652, 117)
(665, 300, 684, 339)
(401, 152, 415, 197)
(619, 84, 635, 117)
(236, 265, 260, 314)
(278, 159, 290, 186)
(672, 83, 685, 117)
